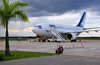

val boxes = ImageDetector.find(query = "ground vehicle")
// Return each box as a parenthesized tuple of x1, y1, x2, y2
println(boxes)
(28, 39, 37, 42)
(48, 39, 61, 42)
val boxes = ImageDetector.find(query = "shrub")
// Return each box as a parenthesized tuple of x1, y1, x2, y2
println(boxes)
(0, 54, 3, 61)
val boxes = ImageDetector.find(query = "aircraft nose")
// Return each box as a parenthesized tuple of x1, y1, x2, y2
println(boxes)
(32, 28, 36, 33)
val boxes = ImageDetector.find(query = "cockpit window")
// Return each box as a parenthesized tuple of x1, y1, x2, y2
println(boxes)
(34, 25, 42, 27)
(34, 25, 42, 29)
(38, 26, 41, 27)
(38, 25, 42, 29)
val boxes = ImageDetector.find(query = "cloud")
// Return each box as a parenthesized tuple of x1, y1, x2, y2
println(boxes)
(48, 12, 79, 20)
(1, 0, 100, 37)
(29, 17, 37, 22)
(0, 11, 100, 37)
(21, 0, 100, 17)
(0, 29, 5, 32)
(8, 29, 20, 33)
(23, 27, 32, 32)
(79, 32, 100, 37)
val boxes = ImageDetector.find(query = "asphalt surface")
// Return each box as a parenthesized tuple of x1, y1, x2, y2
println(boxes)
(0, 55, 100, 65)
(0, 40, 100, 65)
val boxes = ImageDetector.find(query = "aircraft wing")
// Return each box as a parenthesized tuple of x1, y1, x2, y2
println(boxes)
(83, 27, 100, 30)
(84, 30, 100, 33)
(62, 30, 100, 33)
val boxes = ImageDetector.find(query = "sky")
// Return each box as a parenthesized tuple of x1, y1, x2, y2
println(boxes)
(0, 0, 100, 37)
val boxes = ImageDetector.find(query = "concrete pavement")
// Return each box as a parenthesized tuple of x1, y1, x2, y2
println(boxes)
(0, 40, 100, 65)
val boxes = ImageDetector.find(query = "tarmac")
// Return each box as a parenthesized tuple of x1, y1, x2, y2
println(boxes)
(0, 40, 100, 65)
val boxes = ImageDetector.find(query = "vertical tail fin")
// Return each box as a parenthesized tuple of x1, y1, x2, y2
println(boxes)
(77, 12, 86, 27)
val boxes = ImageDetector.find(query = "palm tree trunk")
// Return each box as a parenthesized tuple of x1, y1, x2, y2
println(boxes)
(5, 19, 11, 56)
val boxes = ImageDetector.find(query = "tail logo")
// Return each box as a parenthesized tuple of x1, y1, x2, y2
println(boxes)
(77, 12, 86, 27)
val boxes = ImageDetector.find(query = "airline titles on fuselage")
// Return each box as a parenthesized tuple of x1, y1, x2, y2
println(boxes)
(49, 24, 64, 29)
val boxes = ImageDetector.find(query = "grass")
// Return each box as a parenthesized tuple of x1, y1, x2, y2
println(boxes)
(79, 39, 100, 40)
(65, 39, 100, 40)
(0, 51, 58, 61)
(1, 38, 28, 41)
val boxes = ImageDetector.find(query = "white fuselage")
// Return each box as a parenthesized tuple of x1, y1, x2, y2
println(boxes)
(32, 23, 83, 37)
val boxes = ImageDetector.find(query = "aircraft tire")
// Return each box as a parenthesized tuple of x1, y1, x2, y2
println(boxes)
(55, 50, 58, 53)
(55, 40, 57, 42)
(71, 39, 76, 42)
(55, 49, 62, 54)
(58, 49, 62, 54)
(61, 47, 64, 52)
(48, 40, 50, 42)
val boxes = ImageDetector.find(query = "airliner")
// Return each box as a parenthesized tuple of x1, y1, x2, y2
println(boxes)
(32, 12, 99, 42)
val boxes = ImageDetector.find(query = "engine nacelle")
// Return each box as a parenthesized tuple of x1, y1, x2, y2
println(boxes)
(67, 33, 77, 40)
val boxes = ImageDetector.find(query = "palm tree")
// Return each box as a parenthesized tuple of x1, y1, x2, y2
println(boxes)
(0, 0, 28, 56)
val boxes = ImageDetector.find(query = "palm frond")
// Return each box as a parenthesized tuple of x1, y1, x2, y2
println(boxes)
(0, 0, 28, 27)
(0, 8, 5, 17)
(1, 0, 10, 18)
(1, 16, 6, 28)
(10, 10, 28, 22)
(0, 7, 6, 27)
(9, 0, 28, 12)
(17, 11, 28, 22)
(2, 0, 9, 9)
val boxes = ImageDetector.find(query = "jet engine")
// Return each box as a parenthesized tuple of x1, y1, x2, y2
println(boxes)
(67, 33, 77, 40)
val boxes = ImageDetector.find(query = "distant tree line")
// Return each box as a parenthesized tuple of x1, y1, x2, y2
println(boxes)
(0, 36, 36, 39)
(0, 36, 100, 39)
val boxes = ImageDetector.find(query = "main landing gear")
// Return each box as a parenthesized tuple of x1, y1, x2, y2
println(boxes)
(71, 39, 76, 42)
(55, 43, 64, 54)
